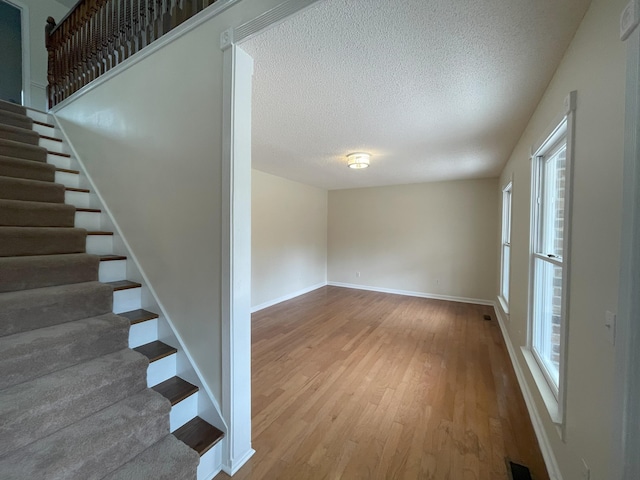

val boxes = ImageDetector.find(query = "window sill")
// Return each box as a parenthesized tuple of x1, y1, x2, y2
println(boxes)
(497, 295, 510, 317)
(521, 347, 563, 426)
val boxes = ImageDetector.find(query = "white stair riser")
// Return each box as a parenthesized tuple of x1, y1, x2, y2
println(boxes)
(99, 259, 127, 282)
(170, 392, 198, 432)
(26, 110, 50, 124)
(198, 442, 223, 480)
(129, 319, 158, 349)
(39, 138, 64, 153)
(113, 287, 141, 314)
(75, 211, 101, 230)
(64, 190, 90, 208)
(86, 234, 113, 254)
(147, 354, 176, 387)
(54, 171, 80, 188)
(47, 154, 72, 169)
(32, 123, 56, 137)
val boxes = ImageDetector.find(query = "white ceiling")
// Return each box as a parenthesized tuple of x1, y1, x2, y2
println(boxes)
(242, 0, 591, 190)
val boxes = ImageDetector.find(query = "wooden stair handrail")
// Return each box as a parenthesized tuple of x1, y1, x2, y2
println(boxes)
(46, 0, 219, 108)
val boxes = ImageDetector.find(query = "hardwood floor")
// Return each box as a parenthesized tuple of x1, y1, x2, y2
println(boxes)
(215, 286, 548, 480)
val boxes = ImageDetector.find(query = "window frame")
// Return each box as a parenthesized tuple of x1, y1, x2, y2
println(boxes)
(499, 180, 512, 314)
(525, 91, 576, 432)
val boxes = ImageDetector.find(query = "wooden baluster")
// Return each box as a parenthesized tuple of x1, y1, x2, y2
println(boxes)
(61, 21, 70, 101)
(87, 1, 101, 82)
(70, 8, 78, 94)
(137, 0, 148, 48)
(117, 0, 127, 62)
(131, 0, 141, 54)
(124, 0, 132, 60)
(70, 8, 80, 94)
(155, 0, 164, 40)
(45, 17, 57, 108)
(109, 0, 118, 69)
(100, 1, 109, 74)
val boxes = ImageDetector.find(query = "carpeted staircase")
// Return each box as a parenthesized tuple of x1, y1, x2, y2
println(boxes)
(0, 99, 220, 479)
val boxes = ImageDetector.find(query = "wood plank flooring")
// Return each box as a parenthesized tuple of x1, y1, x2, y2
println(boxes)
(215, 286, 548, 480)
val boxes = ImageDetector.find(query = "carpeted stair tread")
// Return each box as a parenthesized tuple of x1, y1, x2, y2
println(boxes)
(0, 281, 113, 337)
(0, 123, 40, 145)
(0, 154, 56, 182)
(174, 416, 225, 456)
(0, 175, 65, 204)
(0, 253, 99, 292)
(0, 138, 48, 163)
(134, 341, 178, 363)
(152, 376, 199, 406)
(0, 348, 149, 458)
(119, 308, 159, 325)
(0, 99, 27, 116)
(0, 198, 75, 227)
(101, 434, 199, 480)
(0, 226, 86, 257)
(0, 313, 130, 390)
(0, 108, 32, 130)
(0, 388, 171, 480)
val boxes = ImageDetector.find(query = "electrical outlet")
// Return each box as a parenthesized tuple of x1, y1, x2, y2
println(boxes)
(356, 271, 360, 278)
(581, 458, 590, 480)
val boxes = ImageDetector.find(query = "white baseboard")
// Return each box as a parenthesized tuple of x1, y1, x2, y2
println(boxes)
(327, 281, 494, 306)
(251, 282, 327, 313)
(222, 447, 256, 476)
(492, 302, 563, 480)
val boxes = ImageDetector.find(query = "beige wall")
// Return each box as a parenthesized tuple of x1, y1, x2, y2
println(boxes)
(251, 170, 327, 309)
(497, 0, 626, 478)
(54, 0, 293, 405)
(328, 178, 499, 302)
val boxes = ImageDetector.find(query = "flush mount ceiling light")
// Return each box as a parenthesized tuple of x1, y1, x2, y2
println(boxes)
(347, 152, 371, 169)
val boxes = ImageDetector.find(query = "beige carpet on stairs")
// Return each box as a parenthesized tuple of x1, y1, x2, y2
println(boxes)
(0, 99, 199, 479)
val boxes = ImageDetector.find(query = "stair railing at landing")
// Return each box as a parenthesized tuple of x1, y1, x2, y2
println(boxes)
(45, 0, 220, 108)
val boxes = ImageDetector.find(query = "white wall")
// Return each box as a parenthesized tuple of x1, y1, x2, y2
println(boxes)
(497, 0, 626, 478)
(328, 178, 498, 302)
(8, 0, 70, 109)
(53, 0, 294, 406)
(251, 169, 327, 310)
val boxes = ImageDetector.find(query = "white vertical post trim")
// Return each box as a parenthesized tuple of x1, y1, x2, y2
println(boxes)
(614, 4, 640, 477)
(4, 0, 31, 107)
(221, 41, 255, 475)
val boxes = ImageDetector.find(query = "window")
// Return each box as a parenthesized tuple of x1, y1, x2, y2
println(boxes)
(526, 91, 575, 426)
(531, 139, 566, 394)
(499, 181, 512, 313)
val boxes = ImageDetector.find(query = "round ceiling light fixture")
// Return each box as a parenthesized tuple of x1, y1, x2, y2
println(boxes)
(346, 152, 371, 169)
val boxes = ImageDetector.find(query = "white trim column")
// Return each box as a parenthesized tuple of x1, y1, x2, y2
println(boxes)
(221, 40, 255, 475)
(3, 0, 31, 107)
(614, 1, 640, 478)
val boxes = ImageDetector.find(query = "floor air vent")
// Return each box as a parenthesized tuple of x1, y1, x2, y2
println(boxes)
(483, 314, 492, 321)
(507, 460, 533, 480)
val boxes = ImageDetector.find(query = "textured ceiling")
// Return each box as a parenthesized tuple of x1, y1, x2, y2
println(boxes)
(242, 0, 591, 190)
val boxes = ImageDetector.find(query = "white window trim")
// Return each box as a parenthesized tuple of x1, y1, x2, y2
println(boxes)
(498, 179, 513, 315)
(526, 91, 576, 436)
